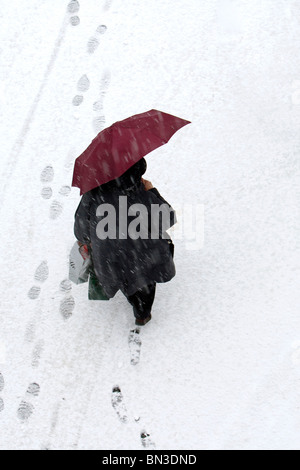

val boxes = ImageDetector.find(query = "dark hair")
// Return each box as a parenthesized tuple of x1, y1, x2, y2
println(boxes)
(97, 158, 147, 193)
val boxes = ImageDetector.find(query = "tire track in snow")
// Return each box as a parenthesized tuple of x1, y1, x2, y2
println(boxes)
(40, 165, 54, 200)
(111, 383, 156, 449)
(0, 9, 69, 207)
(41, 401, 62, 450)
(32, 340, 45, 369)
(0, 373, 5, 414)
(26, 262, 49, 374)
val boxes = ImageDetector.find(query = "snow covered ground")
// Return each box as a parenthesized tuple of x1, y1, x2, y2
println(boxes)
(0, 0, 300, 450)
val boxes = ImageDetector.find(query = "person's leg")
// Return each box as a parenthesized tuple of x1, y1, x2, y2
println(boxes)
(126, 283, 156, 325)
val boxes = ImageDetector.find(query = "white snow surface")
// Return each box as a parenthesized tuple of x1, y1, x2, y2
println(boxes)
(0, 0, 300, 450)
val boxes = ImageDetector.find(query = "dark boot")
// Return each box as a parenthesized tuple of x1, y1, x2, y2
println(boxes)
(135, 315, 152, 326)
(125, 283, 156, 325)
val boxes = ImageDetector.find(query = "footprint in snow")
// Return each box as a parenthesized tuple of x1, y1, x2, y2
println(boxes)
(92, 70, 111, 132)
(72, 95, 83, 107)
(72, 75, 90, 107)
(25, 321, 36, 343)
(34, 261, 49, 283)
(60, 279, 75, 319)
(41, 166, 54, 200)
(87, 25, 107, 54)
(28, 261, 49, 300)
(17, 383, 40, 422)
(60, 295, 75, 320)
(41, 187, 53, 200)
(141, 431, 156, 449)
(50, 200, 64, 220)
(59, 186, 71, 197)
(28, 286, 41, 300)
(49, 187, 71, 220)
(18, 401, 35, 421)
(70, 16, 80, 26)
(68, 1, 80, 26)
(93, 100, 104, 112)
(77, 74, 90, 92)
(111, 386, 128, 424)
(27, 383, 40, 397)
(40, 166, 54, 184)
(128, 329, 142, 366)
(60, 279, 72, 293)
(67, 0, 80, 14)
(93, 116, 106, 133)
(41, 164, 72, 215)
(32, 340, 45, 369)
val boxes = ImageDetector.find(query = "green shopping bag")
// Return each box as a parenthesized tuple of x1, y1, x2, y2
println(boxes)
(88, 267, 109, 301)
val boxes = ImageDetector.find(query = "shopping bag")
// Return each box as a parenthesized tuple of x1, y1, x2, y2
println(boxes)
(69, 242, 92, 285)
(88, 267, 109, 301)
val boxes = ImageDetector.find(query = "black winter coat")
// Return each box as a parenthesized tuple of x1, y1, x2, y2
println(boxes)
(74, 160, 176, 299)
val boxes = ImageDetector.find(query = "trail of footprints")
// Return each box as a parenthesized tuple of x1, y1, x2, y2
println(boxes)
(40, 165, 71, 220)
(111, 386, 155, 449)
(24, 261, 48, 421)
(15, 0, 114, 439)
(72, 68, 110, 135)
(29, 0, 148, 443)
(67, 0, 80, 26)
(110, 331, 154, 448)
(28, 271, 76, 320)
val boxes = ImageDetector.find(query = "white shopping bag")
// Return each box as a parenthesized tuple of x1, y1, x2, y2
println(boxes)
(69, 242, 92, 285)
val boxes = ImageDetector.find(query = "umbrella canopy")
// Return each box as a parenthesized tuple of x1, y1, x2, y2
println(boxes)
(72, 109, 191, 195)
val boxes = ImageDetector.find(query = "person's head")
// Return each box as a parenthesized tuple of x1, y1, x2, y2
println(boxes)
(99, 158, 147, 193)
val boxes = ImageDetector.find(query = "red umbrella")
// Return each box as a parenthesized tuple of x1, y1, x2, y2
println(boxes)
(72, 109, 191, 195)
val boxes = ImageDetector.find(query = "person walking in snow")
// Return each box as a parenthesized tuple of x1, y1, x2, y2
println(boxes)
(74, 158, 177, 326)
